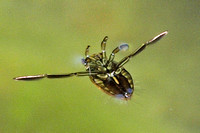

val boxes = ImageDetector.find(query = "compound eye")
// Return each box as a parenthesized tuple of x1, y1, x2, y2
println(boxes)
(81, 58, 87, 65)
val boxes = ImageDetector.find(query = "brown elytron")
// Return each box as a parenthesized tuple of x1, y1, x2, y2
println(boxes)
(14, 31, 168, 100)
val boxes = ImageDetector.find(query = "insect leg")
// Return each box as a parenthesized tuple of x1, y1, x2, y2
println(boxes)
(107, 43, 129, 64)
(85, 45, 90, 57)
(47, 71, 98, 78)
(116, 31, 168, 69)
(13, 74, 47, 80)
(101, 36, 108, 65)
(13, 71, 99, 81)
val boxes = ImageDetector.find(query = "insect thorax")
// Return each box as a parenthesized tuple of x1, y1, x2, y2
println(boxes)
(84, 52, 134, 100)
(85, 53, 117, 74)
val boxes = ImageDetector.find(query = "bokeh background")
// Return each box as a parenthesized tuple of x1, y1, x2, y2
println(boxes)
(0, 0, 199, 133)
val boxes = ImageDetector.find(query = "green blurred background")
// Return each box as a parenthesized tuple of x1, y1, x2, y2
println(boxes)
(0, 0, 200, 133)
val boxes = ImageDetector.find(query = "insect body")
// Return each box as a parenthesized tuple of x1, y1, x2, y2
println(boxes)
(14, 31, 168, 100)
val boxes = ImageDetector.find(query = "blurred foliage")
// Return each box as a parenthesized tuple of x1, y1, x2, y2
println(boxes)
(0, 0, 200, 133)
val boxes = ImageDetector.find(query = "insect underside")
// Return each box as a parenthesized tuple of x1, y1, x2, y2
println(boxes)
(14, 31, 168, 100)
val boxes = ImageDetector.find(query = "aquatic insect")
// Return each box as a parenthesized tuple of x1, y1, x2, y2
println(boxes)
(14, 31, 168, 100)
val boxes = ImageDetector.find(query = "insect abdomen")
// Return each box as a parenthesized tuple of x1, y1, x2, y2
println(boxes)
(89, 68, 134, 100)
